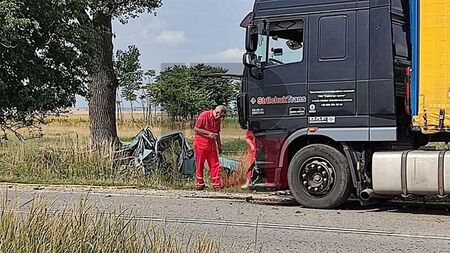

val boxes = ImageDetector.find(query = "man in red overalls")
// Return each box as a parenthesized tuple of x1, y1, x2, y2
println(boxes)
(194, 105, 226, 190)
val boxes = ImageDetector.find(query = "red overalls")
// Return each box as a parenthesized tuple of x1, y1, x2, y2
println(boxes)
(194, 110, 222, 189)
(246, 130, 256, 180)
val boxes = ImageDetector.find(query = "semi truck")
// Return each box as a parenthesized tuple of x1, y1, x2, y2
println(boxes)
(238, 0, 450, 208)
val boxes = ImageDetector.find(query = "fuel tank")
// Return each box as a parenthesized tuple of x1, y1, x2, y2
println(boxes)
(372, 151, 450, 196)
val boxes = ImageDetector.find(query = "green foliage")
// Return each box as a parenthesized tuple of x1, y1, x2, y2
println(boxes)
(0, 0, 162, 141)
(85, 0, 162, 74)
(0, 1, 30, 46)
(87, 0, 162, 24)
(0, 0, 93, 137)
(145, 69, 157, 78)
(190, 64, 240, 106)
(143, 69, 157, 102)
(115, 45, 143, 104)
(151, 65, 239, 120)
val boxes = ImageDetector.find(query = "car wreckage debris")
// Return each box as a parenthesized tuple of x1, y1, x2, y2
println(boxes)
(114, 128, 240, 176)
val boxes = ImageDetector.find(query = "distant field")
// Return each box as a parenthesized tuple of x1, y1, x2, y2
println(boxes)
(51, 110, 245, 140)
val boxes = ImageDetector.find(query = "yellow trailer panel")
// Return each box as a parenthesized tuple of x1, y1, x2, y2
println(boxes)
(413, 0, 450, 133)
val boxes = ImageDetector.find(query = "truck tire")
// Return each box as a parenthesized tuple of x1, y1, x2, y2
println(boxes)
(288, 144, 352, 209)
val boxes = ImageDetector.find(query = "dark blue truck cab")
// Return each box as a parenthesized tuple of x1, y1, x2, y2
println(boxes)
(239, 0, 450, 208)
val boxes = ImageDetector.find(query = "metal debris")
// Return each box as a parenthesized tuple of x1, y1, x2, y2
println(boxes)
(115, 128, 240, 176)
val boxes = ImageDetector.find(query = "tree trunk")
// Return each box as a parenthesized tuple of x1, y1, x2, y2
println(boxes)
(171, 115, 175, 130)
(117, 101, 123, 122)
(141, 100, 146, 122)
(148, 102, 152, 126)
(116, 101, 120, 122)
(88, 13, 119, 148)
(120, 102, 124, 122)
(130, 101, 134, 121)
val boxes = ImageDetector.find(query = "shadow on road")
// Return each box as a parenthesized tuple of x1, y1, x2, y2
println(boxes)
(248, 195, 450, 215)
(359, 200, 450, 216)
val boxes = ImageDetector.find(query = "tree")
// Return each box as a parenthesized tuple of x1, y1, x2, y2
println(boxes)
(0, 1, 29, 48)
(82, 0, 162, 147)
(142, 69, 157, 124)
(1, 0, 163, 142)
(150, 66, 209, 126)
(0, 0, 162, 143)
(0, 0, 90, 139)
(150, 65, 238, 127)
(115, 45, 143, 121)
(190, 64, 239, 107)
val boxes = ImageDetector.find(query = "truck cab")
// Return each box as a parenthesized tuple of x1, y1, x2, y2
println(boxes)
(239, 0, 450, 208)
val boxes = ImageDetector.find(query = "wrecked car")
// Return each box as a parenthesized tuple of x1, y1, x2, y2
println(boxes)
(115, 128, 239, 176)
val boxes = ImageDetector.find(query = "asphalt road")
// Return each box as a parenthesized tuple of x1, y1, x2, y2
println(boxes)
(1, 185, 450, 253)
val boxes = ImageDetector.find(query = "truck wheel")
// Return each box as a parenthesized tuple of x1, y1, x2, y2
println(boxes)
(288, 144, 351, 209)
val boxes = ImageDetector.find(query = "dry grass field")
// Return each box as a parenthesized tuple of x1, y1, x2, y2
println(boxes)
(0, 111, 248, 190)
(0, 196, 226, 253)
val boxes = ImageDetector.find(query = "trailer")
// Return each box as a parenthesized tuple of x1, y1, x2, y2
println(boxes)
(238, 0, 450, 208)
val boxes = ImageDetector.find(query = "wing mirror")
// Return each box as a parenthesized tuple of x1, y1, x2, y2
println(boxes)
(243, 52, 257, 67)
(246, 24, 258, 52)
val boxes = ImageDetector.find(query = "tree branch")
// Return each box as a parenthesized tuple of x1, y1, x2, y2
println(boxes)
(78, 8, 93, 26)
(1, 124, 25, 142)
(0, 41, 16, 49)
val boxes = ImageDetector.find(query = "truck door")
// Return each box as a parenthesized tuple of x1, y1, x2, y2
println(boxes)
(307, 12, 357, 125)
(247, 18, 308, 123)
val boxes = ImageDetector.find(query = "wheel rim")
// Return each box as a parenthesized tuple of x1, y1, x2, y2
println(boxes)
(298, 157, 335, 196)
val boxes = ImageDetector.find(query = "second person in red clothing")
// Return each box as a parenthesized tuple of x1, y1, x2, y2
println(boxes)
(193, 105, 226, 190)
(241, 130, 256, 189)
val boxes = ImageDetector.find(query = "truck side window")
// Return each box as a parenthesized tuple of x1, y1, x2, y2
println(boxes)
(268, 20, 304, 66)
(319, 16, 347, 60)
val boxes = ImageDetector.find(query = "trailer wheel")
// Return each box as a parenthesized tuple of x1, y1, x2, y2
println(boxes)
(288, 144, 351, 209)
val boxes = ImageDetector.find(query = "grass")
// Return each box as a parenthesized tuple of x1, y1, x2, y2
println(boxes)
(0, 136, 191, 189)
(0, 115, 254, 252)
(0, 117, 247, 190)
(0, 196, 227, 252)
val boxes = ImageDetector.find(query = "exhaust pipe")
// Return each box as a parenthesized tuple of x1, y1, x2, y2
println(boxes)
(360, 189, 375, 201)
(360, 189, 394, 201)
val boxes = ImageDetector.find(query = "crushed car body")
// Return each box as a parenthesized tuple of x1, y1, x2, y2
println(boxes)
(115, 128, 239, 176)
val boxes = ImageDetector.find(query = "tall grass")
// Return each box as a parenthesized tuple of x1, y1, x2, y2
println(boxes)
(0, 112, 247, 190)
(0, 196, 224, 252)
(0, 135, 192, 189)
(0, 133, 246, 189)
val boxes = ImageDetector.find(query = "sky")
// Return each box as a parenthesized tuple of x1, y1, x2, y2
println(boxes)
(76, 0, 254, 107)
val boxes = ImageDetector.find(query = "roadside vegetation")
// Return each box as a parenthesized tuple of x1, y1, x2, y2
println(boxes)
(0, 196, 227, 253)
(0, 116, 247, 189)
(1, 1, 248, 251)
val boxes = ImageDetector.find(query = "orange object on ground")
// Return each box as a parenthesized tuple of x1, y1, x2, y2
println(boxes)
(245, 130, 256, 180)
